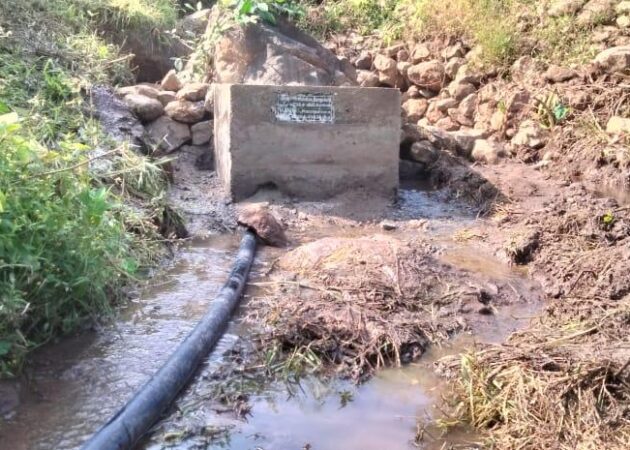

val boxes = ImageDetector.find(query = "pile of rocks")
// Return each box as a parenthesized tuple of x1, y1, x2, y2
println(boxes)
(344, 22, 630, 167)
(116, 70, 213, 155)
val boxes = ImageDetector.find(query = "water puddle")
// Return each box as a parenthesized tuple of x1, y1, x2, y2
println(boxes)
(0, 186, 542, 450)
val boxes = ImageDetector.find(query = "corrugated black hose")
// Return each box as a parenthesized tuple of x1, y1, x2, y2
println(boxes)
(81, 231, 258, 450)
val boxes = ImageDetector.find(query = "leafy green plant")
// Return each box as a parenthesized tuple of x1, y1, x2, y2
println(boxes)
(230, 0, 304, 25)
(535, 92, 571, 129)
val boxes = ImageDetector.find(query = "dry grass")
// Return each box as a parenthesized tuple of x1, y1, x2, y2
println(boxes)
(438, 296, 630, 449)
(246, 235, 484, 381)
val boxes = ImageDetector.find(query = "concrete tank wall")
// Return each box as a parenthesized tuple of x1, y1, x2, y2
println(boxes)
(214, 84, 401, 201)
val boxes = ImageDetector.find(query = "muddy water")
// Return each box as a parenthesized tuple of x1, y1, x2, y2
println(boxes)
(0, 186, 541, 450)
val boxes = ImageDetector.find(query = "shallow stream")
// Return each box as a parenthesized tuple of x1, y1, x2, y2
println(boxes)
(0, 186, 542, 450)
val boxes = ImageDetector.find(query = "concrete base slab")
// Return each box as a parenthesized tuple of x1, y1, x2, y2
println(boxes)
(214, 84, 400, 201)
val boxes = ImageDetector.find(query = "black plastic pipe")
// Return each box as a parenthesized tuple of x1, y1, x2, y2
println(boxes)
(81, 231, 258, 450)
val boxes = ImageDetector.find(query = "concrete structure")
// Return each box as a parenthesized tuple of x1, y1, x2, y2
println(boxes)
(214, 84, 400, 201)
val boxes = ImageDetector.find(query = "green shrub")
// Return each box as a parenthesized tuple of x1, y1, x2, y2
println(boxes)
(0, 111, 137, 375)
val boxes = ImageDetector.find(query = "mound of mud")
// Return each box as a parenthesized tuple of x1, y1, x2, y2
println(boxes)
(248, 235, 521, 381)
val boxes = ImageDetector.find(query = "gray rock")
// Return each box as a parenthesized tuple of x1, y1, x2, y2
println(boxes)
(594, 46, 630, 73)
(402, 98, 429, 122)
(354, 51, 373, 70)
(407, 60, 445, 91)
(374, 54, 398, 87)
(165, 100, 206, 123)
(89, 86, 150, 152)
(448, 80, 477, 101)
(117, 84, 160, 99)
(410, 43, 431, 63)
(544, 65, 578, 82)
(191, 120, 213, 145)
(176, 82, 210, 102)
(409, 140, 439, 165)
(471, 139, 505, 164)
(123, 94, 164, 122)
(160, 70, 182, 92)
(146, 116, 191, 153)
(357, 70, 380, 87)
(157, 90, 177, 106)
(512, 120, 549, 149)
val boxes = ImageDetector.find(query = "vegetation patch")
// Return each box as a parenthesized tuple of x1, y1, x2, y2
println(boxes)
(0, 0, 178, 376)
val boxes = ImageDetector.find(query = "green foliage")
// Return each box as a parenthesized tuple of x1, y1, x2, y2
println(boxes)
(0, 112, 136, 376)
(0, 0, 174, 376)
(535, 92, 571, 129)
(230, 0, 304, 25)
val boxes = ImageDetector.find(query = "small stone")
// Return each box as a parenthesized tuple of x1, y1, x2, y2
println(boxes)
(409, 140, 439, 165)
(357, 70, 380, 87)
(407, 60, 445, 91)
(594, 46, 630, 73)
(443, 42, 466, 59)
(445, 57, 466, 78)
(410, 43, 431, 63)
(472, 139, 505, 164)
(436, 98, 459, 112)
(402, 98, 429, 122)
(548, 0, 586, 17)
(544, 65, 578, 83)
(385, 43, 405, 58)
(237, 206, 287, 247)
(606, 116, 630, 134)
(448, 80, 477, 101)
(617, 15, 630, 28)
(512, 120, 549, 149)
(354, 51, 373, 70)
(380, 220, 398, 231)
(191, 120, 213, 145)
(397, 61, 412, 77)
(397, 49, 410, 62)
(146, 116, 191, 153)
(117, 84, 160, 99)
(454, 64, 483, 86)
(176, 82, 210, 102)
(160, 70, 182, 92)
(435, 117, 460, 131)
(374, 54, 399, 87)
(617, 1, 630, 14)
(157, 91, 177, 106)
(458, 93, 478, 120)
(123, 94, 164, 122)
(165, 100, 206, 123)
(405, 85, 421, 99)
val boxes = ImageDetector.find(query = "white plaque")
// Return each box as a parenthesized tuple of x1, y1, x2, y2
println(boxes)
(273, 93, 335, 124)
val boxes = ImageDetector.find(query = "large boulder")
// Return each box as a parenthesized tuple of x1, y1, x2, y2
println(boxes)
(213, 18, 357, 86)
